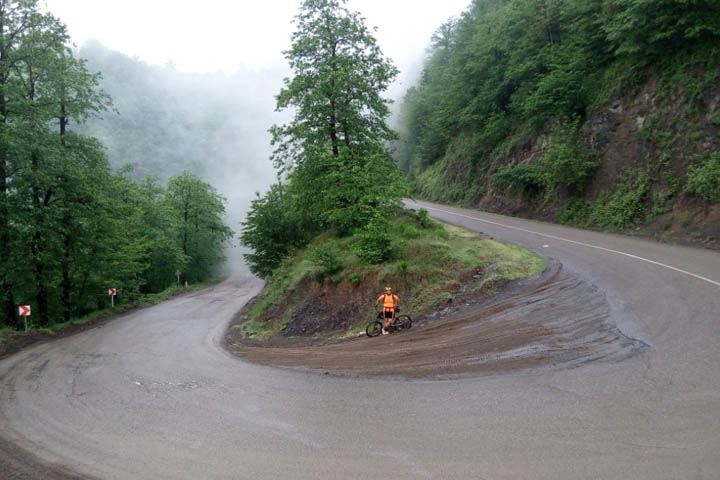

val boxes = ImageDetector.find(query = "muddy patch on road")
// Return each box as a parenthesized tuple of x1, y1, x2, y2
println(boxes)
(225, 262, 648, 378)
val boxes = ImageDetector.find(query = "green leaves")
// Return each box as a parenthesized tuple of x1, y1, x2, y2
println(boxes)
(165, 172, 233, 283)
(605, 0, 720, 59)
(685, 153, 720, 203)
(492, 121, 599, 198)
(271, 0, 398, 169)
(240, 183, 313, 278)
(243, 0, 405, 277)
(0, 1, 232, 327)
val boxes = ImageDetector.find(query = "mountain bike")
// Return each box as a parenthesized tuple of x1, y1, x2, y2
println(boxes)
(366, 306, 412, 337)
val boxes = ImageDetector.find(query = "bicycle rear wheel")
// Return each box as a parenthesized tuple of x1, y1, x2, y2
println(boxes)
(393, 314, 412, 330)
(366, 321, 384, 337)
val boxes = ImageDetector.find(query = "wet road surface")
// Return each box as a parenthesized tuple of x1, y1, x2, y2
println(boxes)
(1, 200, 720, 479)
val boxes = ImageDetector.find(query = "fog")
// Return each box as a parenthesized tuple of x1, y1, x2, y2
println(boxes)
(49, 0, 472, 274)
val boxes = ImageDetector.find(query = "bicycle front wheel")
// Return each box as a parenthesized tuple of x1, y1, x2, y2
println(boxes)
(366, 321, 384, 337)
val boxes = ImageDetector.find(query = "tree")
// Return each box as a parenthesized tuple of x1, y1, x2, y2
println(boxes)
(0, 1, 234, 329)
(165, 171, 233, 283)
(605, 0, 720, 59)
(270, 0, 398, 168)
(241, 0, 404, 276)
(240, 182, 313, 278)
(0, 0, 49, 328)
(270, 0, 403, 233)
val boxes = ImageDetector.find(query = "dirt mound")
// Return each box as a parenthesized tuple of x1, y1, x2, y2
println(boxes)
(226, 262, 648, 379)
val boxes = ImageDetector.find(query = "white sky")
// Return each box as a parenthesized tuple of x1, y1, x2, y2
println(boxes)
(42, 0, 470, 82)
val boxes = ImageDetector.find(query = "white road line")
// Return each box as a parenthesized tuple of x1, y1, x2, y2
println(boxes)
(416, 203, 720, 288)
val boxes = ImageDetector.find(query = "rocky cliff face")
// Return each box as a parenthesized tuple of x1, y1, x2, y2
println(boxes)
(418, 73, 720, 248)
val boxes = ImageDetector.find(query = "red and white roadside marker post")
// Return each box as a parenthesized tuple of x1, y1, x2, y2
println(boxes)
(108, 288, 117, 307)
(18, 305, 31, 332)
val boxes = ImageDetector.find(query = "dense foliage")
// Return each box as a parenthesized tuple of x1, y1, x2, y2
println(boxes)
(241, 0, 406, 277)
(0, 1, 232, 329)
(395, 0, 720, 222)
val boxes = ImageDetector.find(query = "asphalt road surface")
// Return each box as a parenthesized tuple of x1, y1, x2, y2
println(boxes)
(1, 200, 720, 479)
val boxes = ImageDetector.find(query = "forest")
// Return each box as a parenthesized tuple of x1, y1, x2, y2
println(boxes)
(395, 0, 720, 233)
(0, 2, 232, 330)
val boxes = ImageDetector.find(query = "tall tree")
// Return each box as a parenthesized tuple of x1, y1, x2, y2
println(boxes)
(166, 171, 233, 283)
(266, 0, 404, 236)
(0, 0, 42, 328)
(270, 0, 398, 166)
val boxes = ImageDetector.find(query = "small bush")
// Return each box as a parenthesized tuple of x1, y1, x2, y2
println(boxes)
(492, 121, 599, 198)
(416, 208, 432, 228)
(309, 244, 344, 279)
(397, 261, 409, 274)
(685, 153, 720, 203)
(539, 133, 599, 194)
(355, 217, 395, 264)
(347, 272, 361, 286)
(560, 198, 591, 225)
(492, 164, 544, 197)
(590, 169, 651, 229)
(399, 223, 423, 239)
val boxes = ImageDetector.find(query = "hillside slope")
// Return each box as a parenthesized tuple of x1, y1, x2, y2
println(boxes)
(395, 0, 720, 246)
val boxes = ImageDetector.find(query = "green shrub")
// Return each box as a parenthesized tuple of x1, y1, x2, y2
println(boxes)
(560, 198, 591, 225)
(399, 223, 423, 239)
(417, 208, 432, 228)
(538, 123, 600, 194)
(492, 164, 544, 197)
(355, 217, 395, 264)
(685, 153, 720, 202)
(589, 169, 651, 229)
(309, 244, 344, 279)
(491, 122, 598, 198)
(397, 261, 409, 274)
(347, 272, 361, 286)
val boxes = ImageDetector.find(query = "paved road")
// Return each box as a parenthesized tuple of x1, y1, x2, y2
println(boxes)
(1, 200, 720, 479)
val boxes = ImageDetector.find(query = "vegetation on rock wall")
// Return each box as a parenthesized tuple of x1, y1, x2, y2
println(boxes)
(395, 0, 720, 239)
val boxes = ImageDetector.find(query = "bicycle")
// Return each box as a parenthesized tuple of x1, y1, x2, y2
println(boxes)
(366, 306, 412, 337)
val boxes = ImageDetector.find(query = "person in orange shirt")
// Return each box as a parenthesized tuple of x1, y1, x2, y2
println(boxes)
(376, 286, 400, 335)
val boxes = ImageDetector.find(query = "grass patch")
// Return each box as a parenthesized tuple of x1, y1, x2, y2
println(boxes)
(0, 326, 15, 343)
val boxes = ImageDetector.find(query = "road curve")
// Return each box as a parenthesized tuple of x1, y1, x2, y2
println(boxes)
(1, 200, 720, 479)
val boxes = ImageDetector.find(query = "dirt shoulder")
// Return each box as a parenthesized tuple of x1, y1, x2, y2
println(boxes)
(225, 261, 647, 379)
(0, 434, 95, 480)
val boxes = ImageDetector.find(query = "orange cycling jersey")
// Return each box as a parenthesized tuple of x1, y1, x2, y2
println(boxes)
(378, 294, 399, 310)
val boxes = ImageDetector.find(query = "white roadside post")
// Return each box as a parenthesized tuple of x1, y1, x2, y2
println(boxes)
(108, 288, 117, 307)
(18, 305, 31, 332)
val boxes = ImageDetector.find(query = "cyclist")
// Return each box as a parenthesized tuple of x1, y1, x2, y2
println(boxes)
(376, 287, 400, 335)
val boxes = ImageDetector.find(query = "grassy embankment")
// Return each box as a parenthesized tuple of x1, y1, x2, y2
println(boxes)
(0, 277, 225, 348)
(237, 210, 546, 341)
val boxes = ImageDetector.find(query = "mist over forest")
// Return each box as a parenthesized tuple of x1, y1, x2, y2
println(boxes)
(74, 41, 289, 271)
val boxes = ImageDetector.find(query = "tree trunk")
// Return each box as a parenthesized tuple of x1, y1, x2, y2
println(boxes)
(0, 32, 17, 328)
(61, 224, 71, 323)
(30, 151, 50, 326)
(0, 152, 16, 329)
(329, 99, 339, 156)
(59, 105, 71, 322)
